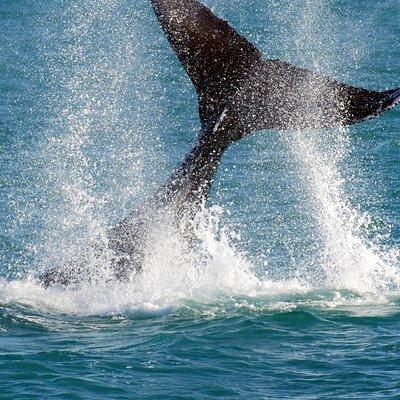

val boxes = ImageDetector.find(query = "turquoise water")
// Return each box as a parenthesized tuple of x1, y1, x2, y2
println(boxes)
(1, 0, 399, 398)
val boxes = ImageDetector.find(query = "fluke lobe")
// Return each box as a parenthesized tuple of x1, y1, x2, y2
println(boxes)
(40, 0, 400, 286)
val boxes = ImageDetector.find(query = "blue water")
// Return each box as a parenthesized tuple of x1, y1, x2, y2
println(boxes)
(1, 0, 399, 398)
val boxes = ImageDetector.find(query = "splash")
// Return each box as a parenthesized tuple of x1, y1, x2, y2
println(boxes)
(0, 205, 307, 316)
(1, 0, 399, 317)
(0, 201, 397, 317)
(279, 0, 400, 293)
(288, 128, 400, 293)
(29, 0, 167, 274)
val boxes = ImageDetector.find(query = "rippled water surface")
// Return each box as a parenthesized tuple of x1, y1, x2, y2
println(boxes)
(1, 0, 399, 398)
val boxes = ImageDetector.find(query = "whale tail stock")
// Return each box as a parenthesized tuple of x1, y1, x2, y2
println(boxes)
(151, 0, 399, 142)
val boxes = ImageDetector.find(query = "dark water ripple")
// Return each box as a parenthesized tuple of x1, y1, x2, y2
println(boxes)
(1, 302, 400, 398)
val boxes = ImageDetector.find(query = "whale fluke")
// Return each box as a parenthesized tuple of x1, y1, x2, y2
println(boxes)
(151, 0, 399, 135)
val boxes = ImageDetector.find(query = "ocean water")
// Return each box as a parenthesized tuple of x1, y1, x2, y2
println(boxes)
(0, 0, 399, 398)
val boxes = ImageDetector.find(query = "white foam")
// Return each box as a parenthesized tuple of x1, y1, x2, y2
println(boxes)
(1, 203, 399, 317)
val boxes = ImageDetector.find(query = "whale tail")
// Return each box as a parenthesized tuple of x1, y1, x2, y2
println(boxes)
(151, 0, 399, 142)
